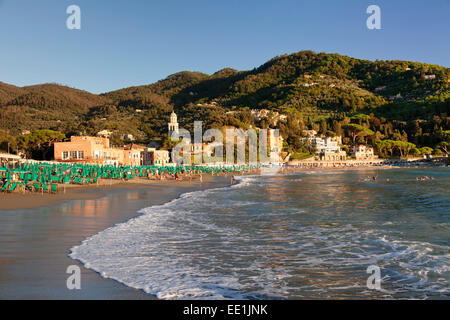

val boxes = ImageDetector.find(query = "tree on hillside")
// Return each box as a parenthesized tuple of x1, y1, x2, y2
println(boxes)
(393, 141, 416, 158)
(0, 130, 17, 154)
(435, 130, 450, 155)
(351, 114, 371, 126)
(436, 141, 449, 155)
(374, 139, 398, 158)
(419, 147, 434, 156)
(358, 127, 375, 144)
(18, 130, 66, 160)
(319, 119, 328, 135)
(342, 124, 364, 144)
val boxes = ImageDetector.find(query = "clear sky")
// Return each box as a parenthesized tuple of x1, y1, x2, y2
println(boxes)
(0, 0, 448, 94)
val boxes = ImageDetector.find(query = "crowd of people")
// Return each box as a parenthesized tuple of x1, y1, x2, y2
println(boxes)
(0, 161, 260, 194)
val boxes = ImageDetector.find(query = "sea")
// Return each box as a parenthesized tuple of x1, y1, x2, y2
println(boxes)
(70, 167, 450, 299)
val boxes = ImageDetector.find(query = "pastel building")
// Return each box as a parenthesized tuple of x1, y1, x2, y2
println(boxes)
(54, 136, 145, 166)
(351, 145, 376, 160)
(123, 144, 146, 166)
(141, 148, 170, 166)
(302, 136, 347, 161)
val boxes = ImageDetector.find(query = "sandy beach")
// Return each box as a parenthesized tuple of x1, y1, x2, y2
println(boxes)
(0, 175, 231, 299)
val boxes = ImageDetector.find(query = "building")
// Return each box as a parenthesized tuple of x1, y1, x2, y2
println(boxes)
(302, 136, 342, 153)
(122, 134, 135, 141)
(268, 129, 283, 153)
(55, 136, 119, 165)
(141, 148, 170, 166)
(389, 93, 403, 101)
(351, 145, 376, 160)
(123, 144, 146, 166)
(302, 135, 347, 161)
(168, 111, 179, 138)
(191, 142, 203, 155)
(0, 153, 22, 167)
(302, 130, 318, 137)
(54, 136, 145, 166)
(97, 130, 113, 138)
(319, 151, 347, 161)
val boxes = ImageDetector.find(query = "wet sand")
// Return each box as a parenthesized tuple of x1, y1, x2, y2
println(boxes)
(0, 175, 231, 299)
(0, 176, 222, 211)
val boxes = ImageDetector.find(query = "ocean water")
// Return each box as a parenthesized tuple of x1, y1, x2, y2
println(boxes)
(70, 168, 450, 299)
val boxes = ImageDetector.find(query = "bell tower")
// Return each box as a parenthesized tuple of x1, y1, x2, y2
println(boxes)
(168, 111, 179, 138)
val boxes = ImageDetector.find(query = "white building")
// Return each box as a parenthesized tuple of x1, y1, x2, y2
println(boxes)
(351, 145, 376, 160)
(97, 130, 113, 138)
(303, 136, 341, 153)
(168, 111, 179, 138)
(122, 134, 135, 141)
(302, 136, 347, 161)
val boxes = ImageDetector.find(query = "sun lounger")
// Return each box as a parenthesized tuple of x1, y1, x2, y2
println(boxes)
(1, 182, 10, 192)
(8, 182, 17, 193)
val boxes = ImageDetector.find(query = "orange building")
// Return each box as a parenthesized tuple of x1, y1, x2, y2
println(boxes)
(123, 144, 146, 166)
(54, 136, 145, 166)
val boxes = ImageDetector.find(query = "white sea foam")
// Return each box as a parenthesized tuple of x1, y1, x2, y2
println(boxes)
(70, 181, 257, 299)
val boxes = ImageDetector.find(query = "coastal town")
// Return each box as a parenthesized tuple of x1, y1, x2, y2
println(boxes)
(0, 110, 448, 195)
(0, 0, 449, 304)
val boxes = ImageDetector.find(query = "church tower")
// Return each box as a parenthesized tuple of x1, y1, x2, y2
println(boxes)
(168, 111, 179, 138)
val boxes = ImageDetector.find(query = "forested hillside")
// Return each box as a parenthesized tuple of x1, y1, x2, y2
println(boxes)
(1, 51, 448, 159)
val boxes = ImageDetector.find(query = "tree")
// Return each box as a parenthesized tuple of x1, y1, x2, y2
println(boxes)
(319, 119, 327, 135)
(435, 130, 450, 155)
(359, 128, 375, 144)
(0, 130, 17, 154)
(342, 124, 364, 144)
(393, 141, 416, 158)
(375, 139, 397, 157)
(374, 140, 389, 157)
(351, 114, 370, 126)
(436, 141, 449, 155)
(419, 147, 433, 156)
(18, 130, 66, 160)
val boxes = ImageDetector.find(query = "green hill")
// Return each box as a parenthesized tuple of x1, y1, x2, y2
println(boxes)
(0, 50, 448, 157)
(104, 51, 448, 124)
(0, 81, 27, 105)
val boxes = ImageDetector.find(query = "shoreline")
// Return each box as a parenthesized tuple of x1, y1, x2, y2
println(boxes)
(0, 166, 447, 299)
(0, 174, 232, 299)
(0, 175, 227, 211)
(1, 163, 446, 211)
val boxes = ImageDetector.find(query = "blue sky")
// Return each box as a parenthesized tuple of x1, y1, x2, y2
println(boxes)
(0, 0, 448, 93)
